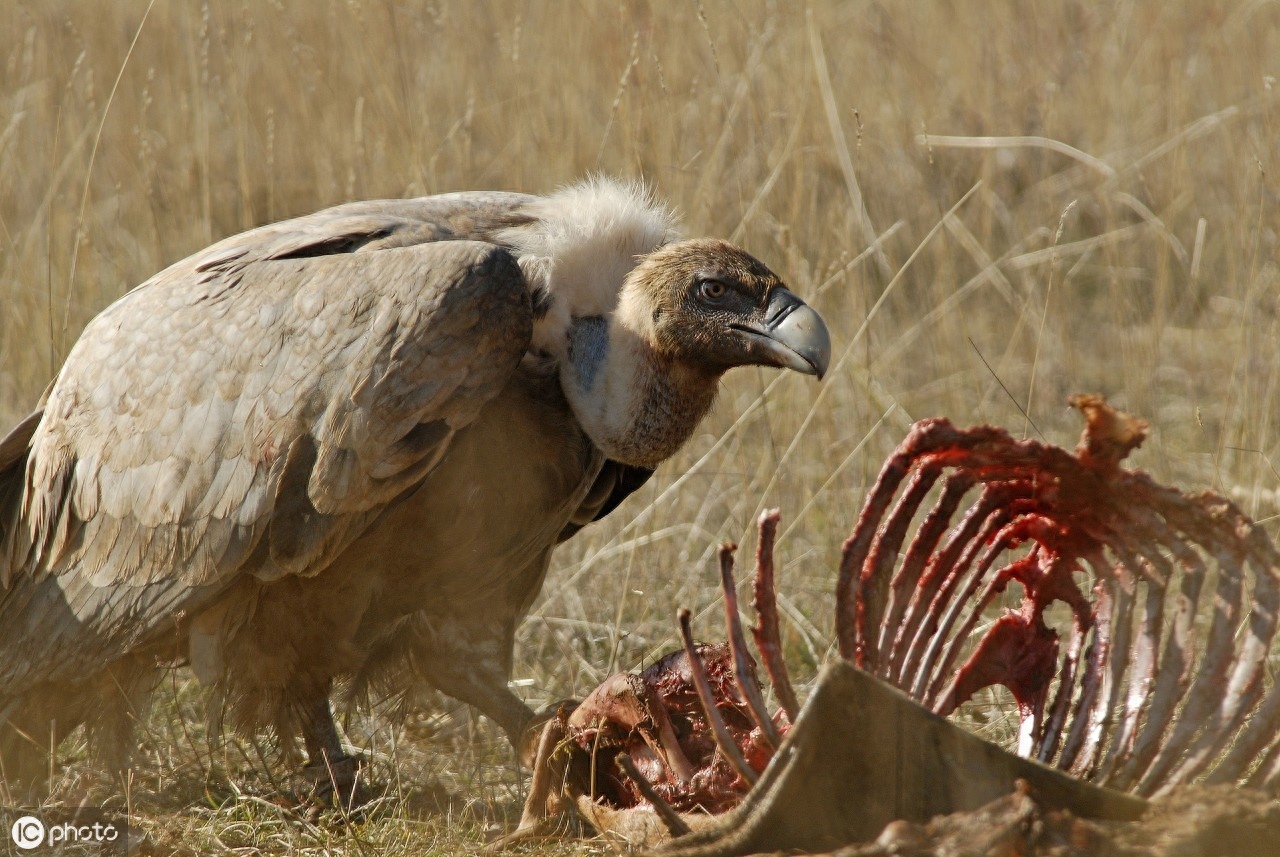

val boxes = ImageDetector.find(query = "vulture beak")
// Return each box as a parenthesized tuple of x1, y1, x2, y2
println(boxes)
(732, 288, 832, 379)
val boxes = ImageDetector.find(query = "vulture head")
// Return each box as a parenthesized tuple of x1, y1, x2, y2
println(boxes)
(502, 178, 830, 468)
(558, 238, 830, 469)
(625, 238, 830, 379)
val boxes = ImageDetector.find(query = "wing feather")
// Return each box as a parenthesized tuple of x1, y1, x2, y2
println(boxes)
(0, 213, 533, 685)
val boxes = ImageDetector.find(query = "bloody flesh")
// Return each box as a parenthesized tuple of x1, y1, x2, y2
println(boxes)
(564, 642, 790, 814)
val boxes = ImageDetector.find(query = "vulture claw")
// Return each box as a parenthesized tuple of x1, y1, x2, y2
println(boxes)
(302, 752, 370, 817)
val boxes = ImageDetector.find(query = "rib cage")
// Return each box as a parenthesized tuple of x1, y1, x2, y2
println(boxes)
(836, 396, 1280, 797)
(508, 398, 1280, 851)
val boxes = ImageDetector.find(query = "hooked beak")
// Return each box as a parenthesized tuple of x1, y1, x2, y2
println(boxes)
(732, 288, 832, 379)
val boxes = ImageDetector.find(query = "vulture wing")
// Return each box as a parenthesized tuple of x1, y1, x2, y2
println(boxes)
(0, 206, 532, 687)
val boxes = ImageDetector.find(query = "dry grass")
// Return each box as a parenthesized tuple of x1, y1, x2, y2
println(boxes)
(1, 0, 1278, 853)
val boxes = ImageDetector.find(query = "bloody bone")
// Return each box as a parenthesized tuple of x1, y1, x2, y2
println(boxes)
(499, 539, 797, 845)
(749, 510, 799, 722)
(532, 632, 791, 819)
(838, 395, 1280, 794)
(503, 397, 1280, 852)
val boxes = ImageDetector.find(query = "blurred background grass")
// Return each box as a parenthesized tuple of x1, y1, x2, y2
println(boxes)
(1, 0, 1277, 852)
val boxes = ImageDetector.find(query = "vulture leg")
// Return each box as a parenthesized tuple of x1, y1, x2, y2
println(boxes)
(378, 552, 555, 758)
(298, 694, 365, 810)
(409, 612, 535, 749)
(89, 655, 162, 782)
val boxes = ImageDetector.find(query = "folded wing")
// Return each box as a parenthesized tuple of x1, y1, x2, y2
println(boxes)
(0, 218, 532, 687)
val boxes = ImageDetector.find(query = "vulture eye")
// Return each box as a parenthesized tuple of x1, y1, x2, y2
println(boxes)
(696, 277, 729, 303)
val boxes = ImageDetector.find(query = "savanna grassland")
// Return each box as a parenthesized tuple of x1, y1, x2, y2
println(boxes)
(1, 1, 1278, 854)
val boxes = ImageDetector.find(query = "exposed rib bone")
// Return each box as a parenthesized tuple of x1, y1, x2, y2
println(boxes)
(750, 509, 799, 722)
(1259, 739, 1280, 791)
(1213, 679, 1280, 785)
(897, 482, 1033, 694)
(837, 441, 919, 663)
(522, 397, 1280, 847)
(616, 754, 692, 838)
(860, 462, 944, 674)
(1113, 532, 1204, 790)
(1135, 541, 1242, 794)
(884, 472, 975, 684)
(718, 544, 782, 750)
(1094, 535, 1165, 784)
(677, 608, 758, 787)
(640, 680, 698, 784)
(918, 513, 1023, 704)
(837, 398, 1280, 801)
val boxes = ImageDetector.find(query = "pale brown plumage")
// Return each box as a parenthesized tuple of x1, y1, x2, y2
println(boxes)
(0, 178, 829, 797)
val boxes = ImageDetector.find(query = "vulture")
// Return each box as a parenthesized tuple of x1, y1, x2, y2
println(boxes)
(0, 177, 829, 799)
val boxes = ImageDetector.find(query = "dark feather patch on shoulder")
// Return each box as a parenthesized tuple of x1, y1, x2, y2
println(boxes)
(593, 464, 654, 521)
(271, 227, 396, 260)
(556, 462, 655, 543)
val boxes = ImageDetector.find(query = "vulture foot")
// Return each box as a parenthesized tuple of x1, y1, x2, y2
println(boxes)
(297, 694, 371, 815)
(302, 751, 371, 817)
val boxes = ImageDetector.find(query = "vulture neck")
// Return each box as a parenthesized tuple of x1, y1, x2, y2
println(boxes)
(563, 299, 719, 470)
(501, 176, 703, 467)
